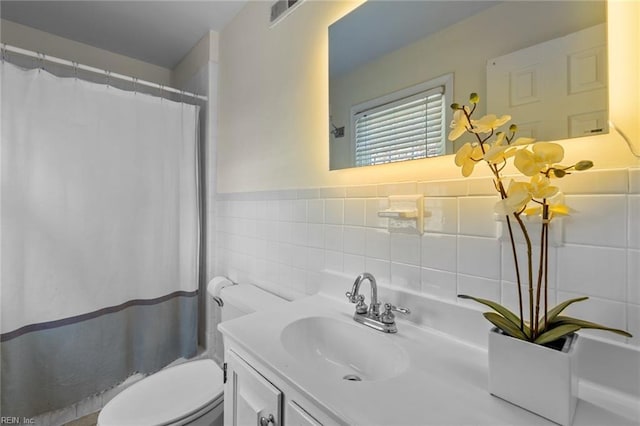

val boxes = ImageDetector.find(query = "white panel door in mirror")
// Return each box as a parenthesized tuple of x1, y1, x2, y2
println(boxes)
(487, 23, 608, 141)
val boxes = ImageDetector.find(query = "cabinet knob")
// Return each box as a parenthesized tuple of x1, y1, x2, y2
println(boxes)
(260, 414, 275, 426)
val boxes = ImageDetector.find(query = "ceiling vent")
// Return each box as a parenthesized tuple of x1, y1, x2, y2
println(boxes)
(270, 0, 300, 25)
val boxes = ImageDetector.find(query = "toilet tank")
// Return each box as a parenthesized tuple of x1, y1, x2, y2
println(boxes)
(219, 284, 287, 322)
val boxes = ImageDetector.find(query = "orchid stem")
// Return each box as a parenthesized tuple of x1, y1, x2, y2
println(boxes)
(461, 106, 527, 334)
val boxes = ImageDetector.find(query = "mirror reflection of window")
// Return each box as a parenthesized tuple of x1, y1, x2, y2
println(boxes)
(352, 75, 452, 167)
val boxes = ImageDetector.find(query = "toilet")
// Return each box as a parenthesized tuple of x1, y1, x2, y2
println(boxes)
(97, 282, 287, 426)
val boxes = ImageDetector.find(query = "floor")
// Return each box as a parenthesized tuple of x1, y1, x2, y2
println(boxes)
(64, 412, 98, 426)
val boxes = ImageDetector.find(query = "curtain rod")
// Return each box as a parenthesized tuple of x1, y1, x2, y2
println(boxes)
(1, 43, 208, 102)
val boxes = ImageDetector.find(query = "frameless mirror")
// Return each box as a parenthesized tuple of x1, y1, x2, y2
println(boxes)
(329, 1, 608, 170)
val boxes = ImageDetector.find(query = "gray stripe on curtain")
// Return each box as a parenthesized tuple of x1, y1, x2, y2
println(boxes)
(0, 292, 198, 417)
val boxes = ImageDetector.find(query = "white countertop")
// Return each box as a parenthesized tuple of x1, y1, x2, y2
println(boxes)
(219, 293, 636, 426)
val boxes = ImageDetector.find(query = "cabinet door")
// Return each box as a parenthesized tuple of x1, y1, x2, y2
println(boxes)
(224, 350, 282, 426)
(286, 400, 322, 426)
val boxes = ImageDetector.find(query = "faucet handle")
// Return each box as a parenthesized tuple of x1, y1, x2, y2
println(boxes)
(386, 303, 411, 315)
(381, 303, 411, 324)
(345, 291, 355, 302)
(346, 292, 368, 314)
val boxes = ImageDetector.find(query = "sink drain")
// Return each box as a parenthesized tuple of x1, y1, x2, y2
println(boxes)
(342, 374, 362, 381)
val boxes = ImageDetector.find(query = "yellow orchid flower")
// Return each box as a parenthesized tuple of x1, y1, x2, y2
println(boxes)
(523, 206, 542, 216)
(512, 137, 536, 147)
(454, 142, 485, 177)
(528, 174, 559, 199)
(448, 108, 471, 141)
(533, 142, 564, 163)
(483, 134, 513, 164)
(523, 203, 571, 220)
(513, 150, 540, 176)
(471, 114, 511, 134)
(514, 142, 565, 176)
(483, 133, 507, 164)
(483, 136, 535, 165)
(548, 203, 571, 216)
(494, 180, 532, 215)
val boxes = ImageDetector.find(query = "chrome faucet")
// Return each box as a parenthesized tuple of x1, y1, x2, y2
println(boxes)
(346, 272, 380, 318)
(345, 272, 410, 333)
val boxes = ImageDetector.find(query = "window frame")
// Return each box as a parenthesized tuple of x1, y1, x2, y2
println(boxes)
(349, 73, 454, 167)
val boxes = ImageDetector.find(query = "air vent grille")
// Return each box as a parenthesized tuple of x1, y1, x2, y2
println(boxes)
(270, 0, 301, 24)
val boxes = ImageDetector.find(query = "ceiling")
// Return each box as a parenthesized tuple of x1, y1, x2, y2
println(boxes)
(0, 1, 248, 69)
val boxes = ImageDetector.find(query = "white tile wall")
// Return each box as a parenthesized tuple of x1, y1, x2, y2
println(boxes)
(423, 197, 458, 234)
(564, 195, 627, 247)
(344, 198, 366, 226)
(215, 168, 639, 347)
(343, 226, 366, 255)
(390, 262, 422, 292)
(365, 228, 390, 260)
(628, 249, 640, 305)
(421, 233, 457, 272)
(390, 233, 421, 266)
(557, 245, 627, 300)
(421, 268, 457, 301)
(324, 199, 344, 224)
(629, 195, 640, 249)
(459, 197, 499, 237)
(457, 236, 501, 280)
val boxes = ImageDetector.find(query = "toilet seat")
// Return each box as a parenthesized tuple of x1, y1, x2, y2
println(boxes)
(98, 359, 223, 426)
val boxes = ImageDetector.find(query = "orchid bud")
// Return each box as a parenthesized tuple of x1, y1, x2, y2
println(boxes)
(509, 124, 518, 133)
(450, 103, 460, 110)
(551, 168, 566, 178)
(469, 93, 479, 104)
(574, 160, 594, 171)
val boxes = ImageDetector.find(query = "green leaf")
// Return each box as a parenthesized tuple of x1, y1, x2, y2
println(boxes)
(458, 294, 529, 336)
(550, 316, 632, 338)
(539, 297, 589, 331)
(484, 312, 529, 340)
(534, 324, 581, 345)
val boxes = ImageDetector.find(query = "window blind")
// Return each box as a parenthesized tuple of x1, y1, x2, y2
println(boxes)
(354, 86, 445, 167)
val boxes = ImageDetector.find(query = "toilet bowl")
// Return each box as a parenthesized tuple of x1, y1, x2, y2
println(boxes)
(97, 359, 223, 426)
(97, 282, 287, 426)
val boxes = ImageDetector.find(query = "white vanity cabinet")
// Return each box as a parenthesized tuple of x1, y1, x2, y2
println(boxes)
(223, 348, 342, 426)
(285, 401, 322, 426)
(224, 349, 282, 426)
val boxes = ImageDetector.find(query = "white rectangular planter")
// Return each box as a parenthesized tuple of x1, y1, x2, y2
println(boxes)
(488, 328, 579, 426)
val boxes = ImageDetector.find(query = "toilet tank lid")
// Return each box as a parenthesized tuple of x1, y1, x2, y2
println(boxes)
(221, 284, 288, 313)
(98, 359, 222, 426)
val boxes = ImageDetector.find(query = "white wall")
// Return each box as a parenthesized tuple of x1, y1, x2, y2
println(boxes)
(217, 0, 639, 193)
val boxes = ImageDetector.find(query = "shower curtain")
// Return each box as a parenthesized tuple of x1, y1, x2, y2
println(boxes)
(0, 62, 200, 417)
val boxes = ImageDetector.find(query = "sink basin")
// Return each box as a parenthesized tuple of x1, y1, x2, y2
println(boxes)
(280, 316, 409, 382)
